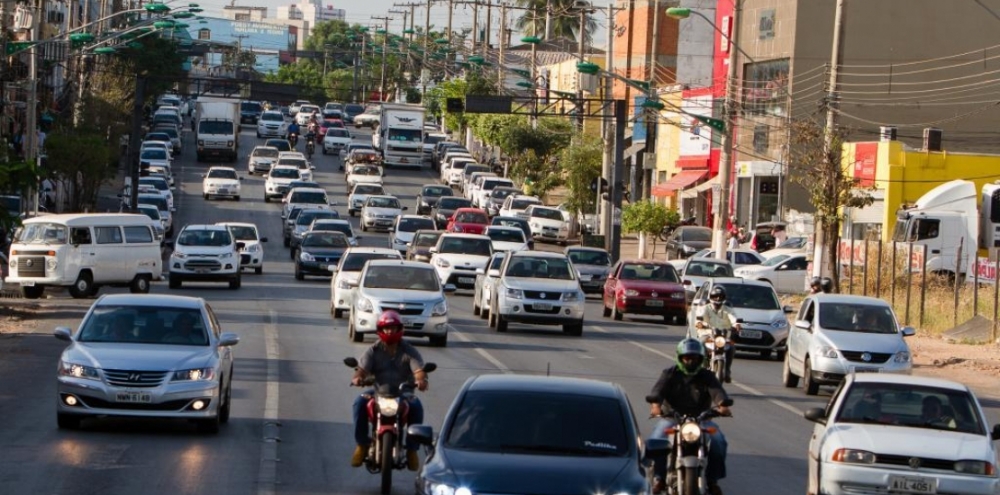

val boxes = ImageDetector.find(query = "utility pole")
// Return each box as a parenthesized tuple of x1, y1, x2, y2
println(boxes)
(813, 0, 847, 279)
(471, 0, 479, 54)
(600, 1, 618, 237)
(423, 0, 432, 100)
(623, 0, 635, 118)
(711, 0, 742, 259)
(498, 2, 507, 89)
(25, 0, 42, 216)
(544, 1, 551, 40)
(575, 6, 590, 129)
(483, 0, 492, 55)
(233, 33, 250, 77)
(372, 16, 392, 101)
(643, 0, 660, 202)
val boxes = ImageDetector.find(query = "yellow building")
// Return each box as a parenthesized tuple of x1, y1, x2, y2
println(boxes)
(540, 56, 605, 136)
(843, 139, 1000, 243)
(651, 88, 684, 209)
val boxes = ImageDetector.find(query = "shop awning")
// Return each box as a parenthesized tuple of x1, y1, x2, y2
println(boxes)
(651, 170, 708, 197)
(681, 175, 720, 198)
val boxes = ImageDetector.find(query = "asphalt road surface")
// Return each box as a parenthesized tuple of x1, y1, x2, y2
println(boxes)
(2, 123, 997, 495)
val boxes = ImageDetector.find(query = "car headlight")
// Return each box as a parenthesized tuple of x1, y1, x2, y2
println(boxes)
(818, 345, 839, 358)
(172, 368, 216, 381)
(300, 252, 315, 262)
(59, 361, 100, 380)
(771, 319, 788, 329)
(171, 251, 187, 259)
(679, 422, 702, 443)
(246, 243, 261, 253)
(220, 252, 233, 259)
(436, 257, 450, 268)
(423, 482, 473, 495)
(338, 278, 354, 289)
(893, 350, 911, 363)
(357, 297, 374, 313)
(955, 460, 995, 476)
(432, 300, 448, 316)
(624, 289, 639, 297)
(562, 291, 581, 302)
(831, 448, 875, 464)
(505, 287, 523, 299)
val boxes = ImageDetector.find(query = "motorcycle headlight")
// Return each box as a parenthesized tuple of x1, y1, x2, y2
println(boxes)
(893, 350, 911, 363)
(376, 396, 399, 416)
(357, 297, 374, 313)
(831, 448, 876, 464)
(172, 368, 216, 381)
(771, 319, 788, 329)
(505, 287, 523, 299)
(432, 299, 448, 316)
(436, 257, 451, 268)
(714, 336, 727, 349)
(300, 252, 315, 262)
(59, 361, 100, 380)
(624, 289, 639, 297)
(819, 345, 839, 358)
(679, 422, 702, 443)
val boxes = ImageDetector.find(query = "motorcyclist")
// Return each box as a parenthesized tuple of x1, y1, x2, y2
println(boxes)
(647, 338, 732, 495)
(808, 276, 834, 294)
(350, 310, 428, 471)
(690, 286, 741, 383)
(287, 121, 300, 145)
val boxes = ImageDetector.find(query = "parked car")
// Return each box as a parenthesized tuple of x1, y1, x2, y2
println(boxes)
(565, 246, 612, 294)
(665, 226, 713, 259)
(734, 252, 810, 294)
(688, 277, 794, 359)
(602, 260, 686, 324)
(746, 221, 787, 252)
(784, 294, 915, 395)
(489, 250, 585, 335)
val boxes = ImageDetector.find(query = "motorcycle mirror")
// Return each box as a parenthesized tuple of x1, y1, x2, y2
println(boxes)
(644, 394, 660, 404)
(696, 316, 704, 322)
(735, 318, 744, 324)
(343, 357, 359, 368)
(423, 362, 438, 373)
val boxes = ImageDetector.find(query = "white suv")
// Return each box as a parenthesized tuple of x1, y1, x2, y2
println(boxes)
(168, 224, 242, 289)
(499, 194, 541, 219)
(329, 247, 402, 318)
(489, 250, 585, 336)
(430, 233, 493, 291)
(525, 204, 571, 244)
(263, 165, 301, 202)
(348, 260, 455, 346)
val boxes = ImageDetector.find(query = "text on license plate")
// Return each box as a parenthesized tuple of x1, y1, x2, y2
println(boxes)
(852, 367, 882, 373)
(458, 277, 475, 284)
(889, 475, 937, 494)
(740, 330, 762, 339)
(645, 299, 664, 307)
(533, 302, 553, 310)
(116, 391, 153, 403)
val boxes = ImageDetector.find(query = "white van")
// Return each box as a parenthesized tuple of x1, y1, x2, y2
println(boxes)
(7, 214, 163, 299)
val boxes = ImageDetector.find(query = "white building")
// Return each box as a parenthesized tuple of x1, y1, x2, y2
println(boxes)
(276, 1, 345, 24)
(222, 6, 268, 22)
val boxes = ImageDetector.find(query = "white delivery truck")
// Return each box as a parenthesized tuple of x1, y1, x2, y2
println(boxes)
(892, 179, 1000, 278)
(377, 103, 424, 167)
(195, 100, 239, 162)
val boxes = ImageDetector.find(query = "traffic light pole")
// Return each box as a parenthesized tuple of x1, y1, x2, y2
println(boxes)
(609, 99, 626, 262)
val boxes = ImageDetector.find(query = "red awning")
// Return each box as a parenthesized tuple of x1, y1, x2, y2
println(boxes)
(651, 170, 708, 197)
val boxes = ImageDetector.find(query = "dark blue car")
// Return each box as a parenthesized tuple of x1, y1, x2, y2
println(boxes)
(294, 231, 349, 280)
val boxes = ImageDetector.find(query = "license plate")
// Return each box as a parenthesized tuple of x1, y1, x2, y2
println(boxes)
(543, 232, 556, 237)
(401, 317, 414, 326)
(533, 302, 553, 310)
(195, 268, 209, 274)
(889, 475, 937, 494)
(400, 158, 409, 163)
(20, 280, 35, 286)
(219, 189, 229, 194)
(740, 330, 762, 339)
(578, 274, 592, 281)
(116, 391, 152, 403)
(458, 277, 475, 284)
(852, 367, 882, 373)
(645, 299, 664, 307)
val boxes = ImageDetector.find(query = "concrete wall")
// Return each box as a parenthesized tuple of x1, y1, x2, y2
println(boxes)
(675, 0, 717, 87)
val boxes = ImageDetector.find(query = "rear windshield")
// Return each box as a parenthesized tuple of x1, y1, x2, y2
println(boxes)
(353, 185, 384, 195)
(399, 218, 436, 232)
(290, 191, 328, 204)
(530, 207, 563, 221)
(241, 102, 262, 112)
(413, 233, 442, 247)
(253, 148, 280, 158)
(439, 197, 472, 209)
(568, 250, 611, 266)
(620, 263, 678, 282)
(439, 237, 492, 256)
(342, 252, 400, 271)
(488, 229, 524, 243)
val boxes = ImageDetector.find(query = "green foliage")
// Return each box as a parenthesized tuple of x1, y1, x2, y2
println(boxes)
(621, 200, 671, 237)
(265, 61, 327, 102)
(304, 20, 357, 51)
(405, 87, 422, 104)
(0, 159, 40, 233)
(480, 117, 572, 197)
(514, 0, 598, 43)
(426, 78, 468, 132)
(44, 132, 114, 212)
(89, 36, 185, 118)
(559, 136, 603, 215)
(222, 49, 256, 71)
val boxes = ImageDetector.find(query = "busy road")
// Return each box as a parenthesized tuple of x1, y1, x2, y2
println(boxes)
(1, 121, 996, 495)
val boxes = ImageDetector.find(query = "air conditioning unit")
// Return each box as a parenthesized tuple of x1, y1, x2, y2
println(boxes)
(880, 126, 897, 142)
(923, 127, 943, 152)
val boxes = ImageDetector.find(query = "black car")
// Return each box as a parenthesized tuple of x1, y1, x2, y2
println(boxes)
(409, 374, 655, 495)
(264, 138, 292, 153)
(432, 196, 474, 229)
(240, 101, 263, 124)
(416, 184, 453, 215)
(665, 225, 713, 259)
(294, 231, 349, 280)
(406, 230, 443, 262)
(487, 186, 523, 215)
(343, 103, 365, 122)
(490, 216, 534, 249)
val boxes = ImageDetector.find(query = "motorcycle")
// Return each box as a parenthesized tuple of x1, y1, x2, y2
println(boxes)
(305, 136, 315, 158)
(695, 316, 742, 383)
(344, 357, 437, 495)
(288, 132, 299, 148)
(646, 408, 727, 495)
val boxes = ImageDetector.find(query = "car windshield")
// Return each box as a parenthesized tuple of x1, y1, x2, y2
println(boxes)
(241, 102, 262, 112)
(413, 233, 442, 247)
(302, 232, 348, 248)
(777, 237, 807, 249)
(439, 237, 492, 256)
(619, 263, 677, 282)
(291, 191, 327, 204)
(270, 168, 299, 179)
(140, 149, 168, 160)
(288, 181, 321, 190)
(819, 303, 898, 334)
(835, 382, 984, 435)
(199, 121, 232, 134)
(177, 228, 232, 246)
(445, 391, 628, 456)
(278, 158, 308, 169)
(76, 306, 209, 345)
(483, 180, 512, 190)
(455, 211, 488, 224)
(387, 128, 423, 142)
(352, 165, 380, 175)
(531, 208, 563, 221)
(254, 148, 280, 158)
(685, 261, 733, 278)
(342, 253, 400, 271)
(297, 211, 338, 226)
(761, 254, 791, 266)
(260, 112, 283, 122)
(138, 195, 167, 211)
(368, 197, 400, 209)
(399, 218, 435, 232)
(226, 225, 258, 241)
(345, 104, 364, 114)
(488, 228, 524, 243)
(354, 185, 384, 195)
(16, 222, 68, 244)
(349, 144, 374, 152)
(718, 284, 780, 310)
(326, 129, 349, 137)
(512, 199, 539, 210)
(425, 135, 445, 145)
(207, 169, 238, 179)
(139, 178, 168, 191)
(363, 265, 440, 290)
(505, 256, 574, 280)
(422, 186, 451, 197)
(267, 140, 291, 151)
(145, 133, 170, 142)
(568, 250, 611, 266)
(439, 198, 472, 209)
(492, 188, 520, 199)
(153, 127, 178, 138)
(313, 222, 352, 237)
(682, 228, 713, 242)
(139, 206, 161, 220)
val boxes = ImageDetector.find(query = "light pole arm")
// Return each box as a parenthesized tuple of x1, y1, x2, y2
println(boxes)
(63, 8, 151, 36)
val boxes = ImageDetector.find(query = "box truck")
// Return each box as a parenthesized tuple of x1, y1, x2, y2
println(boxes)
(376, 103, 424, 167)
(195, 100, 239, 162)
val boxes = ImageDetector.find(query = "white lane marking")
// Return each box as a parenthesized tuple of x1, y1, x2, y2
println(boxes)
(258, 310, 280, 495)
(589, 325, 804, 416)
(447, 324, 511, 373)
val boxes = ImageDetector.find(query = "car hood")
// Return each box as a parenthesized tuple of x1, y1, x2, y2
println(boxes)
(820, 329, 907, 353)
(435, 253, 490, 268)
(734, 265, 771, 276)
(491, 241, 527, 252)
(503, 278, 579, 292)
(267, 177, 295, 187)
(324, 136, 351, 142)
(174, 244, 234, 256)
(451, 223, 487, 234)
(729, 307, 785, 325)
(364, 207, 402, 216)
(350, 194, 374, 204)
(823, 424, 993, 461)
(436, 449, 631, 494)
(360, 287, 442, 302)
(64, 343, 214, 371)
(575, 264, 611, 276)
(617, 280, 685, 292)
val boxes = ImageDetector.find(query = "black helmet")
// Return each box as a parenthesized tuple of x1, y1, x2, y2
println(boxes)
(708, 286, 726, 306)
(820, 277, 834, 293)
(676, 338, 706, 375)
(809, 276, 822, 291)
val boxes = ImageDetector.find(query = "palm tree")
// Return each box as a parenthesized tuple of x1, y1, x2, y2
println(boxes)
(514, 0, 598, 45)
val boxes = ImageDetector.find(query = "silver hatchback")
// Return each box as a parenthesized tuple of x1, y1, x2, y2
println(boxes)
(54, 294, 239, 433)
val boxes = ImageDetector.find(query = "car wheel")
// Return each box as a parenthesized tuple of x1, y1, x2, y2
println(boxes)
(612, 304, 623, 321)
(602, 302, 611, 318)
(322, 148, 327, 155)
(129, 274, 151, 294)
(234, 196, 240, 201)
(68, 272, 94, 299)
(473, 290, 481, 315)
(169, 275, 181, 289)
(782, 352, 799, 387)
(429, 334, 447, 347)
(219, 373, 232, 424)
(255, 266, 263, 275)
(21, 285, 44, 299)
(204, 193, 209, 200)
(496, 313, 508, 333)
(229, 275, 241, 290)
(480, 295, 489, 319)
(349, 210, 355, 217)
(283, 236, 290, 247)
(760, 350, 773, 359)
(563, 322, 583, 336)
(488, 304, 497, 329)
(349, 318, 364, 343)
(804, 357, 819, 395)
(290, 248, 297, 261)
(57, 413, 83, 430)
(264, 196, 270, 203)
(361, 223, 368, 232)
(196, 413, 220, 434)
(334, 308, 344, 319)
(294, 262, 304, 280)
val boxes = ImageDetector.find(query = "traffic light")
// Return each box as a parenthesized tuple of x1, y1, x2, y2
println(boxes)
(446, 98, 464, 112)
(590, 177, 608, 194)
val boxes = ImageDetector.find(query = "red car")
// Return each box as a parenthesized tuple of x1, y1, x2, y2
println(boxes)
(316, 119, 345, 142)
(446, 208, 489, 234)
(602, 260, 687, 324)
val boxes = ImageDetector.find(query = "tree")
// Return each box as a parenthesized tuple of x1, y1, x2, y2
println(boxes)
(621, 200, 671, 256)
(265, 61, 327, 102)
(43, 132, 114, 212)
(559, 136, 602, 216)
(492, 117, 572, 197)
(514, 0, 598, 44)
(788, 119, 875, 290)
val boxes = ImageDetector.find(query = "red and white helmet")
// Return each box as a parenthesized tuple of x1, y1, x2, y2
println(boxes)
(376, 310, 404, 345)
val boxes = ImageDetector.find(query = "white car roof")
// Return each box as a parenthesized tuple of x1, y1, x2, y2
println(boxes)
(182, 224, 228, 232)
(704, 277, 775, 289)
(439, 233, 491, 240)
(278, 152, 306, 159)
(96, 293, 205, 309)
(366, 195, 398, 201)
(848, 373, 969, 392)
(207, 166, 238, 172)
(510, 250, 566, 259)
(253, 146, 279, 152)
(807, 294, 893, 306)
(365, 259, 434, 270)
(217, 222, 258, 229)
(344, 247, 401, 256)
(289, 187, 327, 194)
(487, 226, 523, 233)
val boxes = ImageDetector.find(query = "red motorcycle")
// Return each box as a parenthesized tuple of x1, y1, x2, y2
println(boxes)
(344, 357, 437, 495)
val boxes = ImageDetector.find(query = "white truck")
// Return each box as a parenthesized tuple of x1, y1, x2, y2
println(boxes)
(891, 179, 1000, 278)
(195, 100, 239, 162)
(376, 103, 424, 168)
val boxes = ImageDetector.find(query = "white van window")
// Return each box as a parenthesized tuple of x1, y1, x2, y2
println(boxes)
(95, 226, 123, 244)
(124, 226, 153, 243)
(71, 227, 92, 245)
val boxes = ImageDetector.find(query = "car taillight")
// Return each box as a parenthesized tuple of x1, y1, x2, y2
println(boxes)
(750, 237, 757, 250)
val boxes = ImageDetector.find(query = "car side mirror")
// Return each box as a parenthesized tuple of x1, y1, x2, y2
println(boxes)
(402, 206, 408, 211)
(476, 268, 485, 275)
(488, 269, 500, 277)
(54, 327, 73, 341)
(804, 407, 827, 425)
(795, 320, 811, 331)
(443, 284, 458, 293)
(429, 247, 438, 254)
(901, 326, 916, 337)
(260, 237, 268, 243)
(644, 437, 670, 461)
(218, 332, 240, 347)
(407, 425, 434, 446)
(783, 305, 795, 313)
(735, 318, 744, 324)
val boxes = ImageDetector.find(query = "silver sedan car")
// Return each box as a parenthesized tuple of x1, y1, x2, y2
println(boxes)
(54, 294, 239, 433)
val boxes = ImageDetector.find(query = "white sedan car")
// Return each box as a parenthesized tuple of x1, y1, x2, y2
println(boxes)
(322, 128, 352, 154)
(525, 204, 572, 244)
(348, 260, 455, 346)
(202, 166, 242, 201)
(485, 225, 529, 252)
(346, 163, 384, 192)
(263, 165, 301, 202)
(348, 183, 386, 217)
(360, 195, 407, 232)
(804, 373, 1000, 495)
(329, 247, 402, 319)
(735, 252, 810, 294)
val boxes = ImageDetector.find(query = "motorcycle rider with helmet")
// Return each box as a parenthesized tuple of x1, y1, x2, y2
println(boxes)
(350, 310, 429, 471)
(808, 276, 834, 294)
(647, 338, 733, 495)
(690, 286, 741, 383)
(287, 121, 301, 146)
